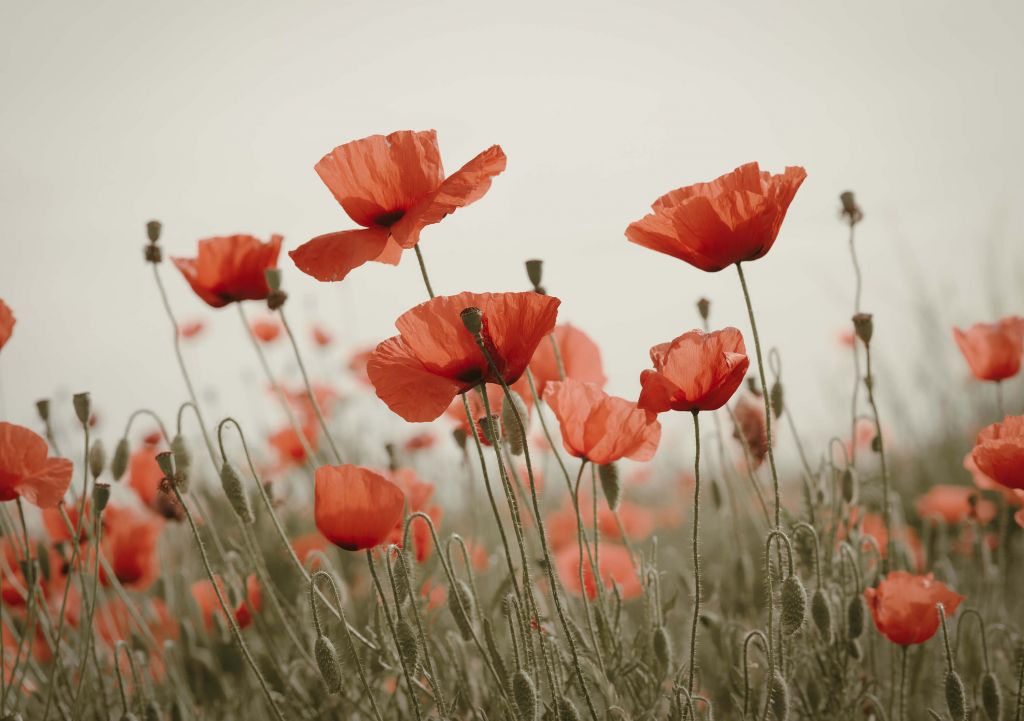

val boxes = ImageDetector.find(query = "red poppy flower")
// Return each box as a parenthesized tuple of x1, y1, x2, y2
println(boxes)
(100, 505, 164, 591)
(915, 484, 997, 525)
(94, 597, 177, 679)
(404, 432, 436, 451)
(42, 502, 98, 545)
(971, 415, 1024, 490)
(314, 465, 405, 551)
(625, 162, 807, 272)
(0, 422, 73, 508)
(178, 319, 205, 340)
(445, 384, 506, 445)
(844, 509, 925, 571)
(348, 348, 374, 385)
(233, 575, 262, 629)
(290, 130, 507, 282)
(556, 543, 641, 600)
(732, 391, 770, 466)
(250, 318, 281, 344)
(172, 234, 282, 308)
(637, 328, 749, 413)
(128, 446, 165, 509)
(311, 325, 334, 348)
(952, 316, 1024, 382)
(511, 323, 606, 402)
(291, 532, 329, 570)
(0, 299, 14, 353)
(864, 571, 963, 645)
(191, 574, 261, 630)
(544, 379, 661, 465)
(368, 292, 560, 422)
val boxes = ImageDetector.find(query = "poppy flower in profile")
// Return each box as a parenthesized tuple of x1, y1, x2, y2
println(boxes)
(544, 379, 661, 465)
(556, 543, 641, 600)
(511, 323, 607, 402)
(732, 391, 770, 466)
(0, 299, 15, 353)
(863, 571, 963, 645)
(963, 451, 1019, 503)
(127, 446, 166, 510)
(952, 316, 1024, 382)
(99, 505, 164, 591)
(0, 422, 73, 508)
(314, 465, 405, 551)
(269, 422, 318, 470)
(290, 130, 507, 282)
(625, 162, 807, 272)
(172, 234, 283, 308)
(250, 318, 281, 344)
(367, 292, 560, 422)
(915, 484, 996, 525)
(637, 328, 749, 414)
(971, 415, 1024, 490)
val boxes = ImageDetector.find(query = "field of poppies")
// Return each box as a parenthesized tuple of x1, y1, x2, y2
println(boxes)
(1, 129, 1022, 721)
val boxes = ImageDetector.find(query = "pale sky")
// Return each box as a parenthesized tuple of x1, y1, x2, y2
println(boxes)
(2, 0, 1022, 458)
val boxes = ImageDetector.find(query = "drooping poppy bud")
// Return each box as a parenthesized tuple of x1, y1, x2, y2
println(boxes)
(599, 463, 620, 511)
(89, 440, 106, 479)
(448, 580, 475, 641)
(314, 634, 343, 693)
(111, 438, 130, 481)
(780, 576, 807, 635)
(811, 589, 832, 642)
(945, 671, 967, 721)
(512, 669, 538, 721)
(219, 462, 254, 524)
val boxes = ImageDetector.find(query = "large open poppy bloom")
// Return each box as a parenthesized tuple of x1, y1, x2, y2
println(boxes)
(625, 162, 807, 272)
(544, 379, 661, 465)
(863, 571, 963, 645)
(511, 323, 607, 402)
(952, 316, 1024, 382)
(172, 234, 283, 308)
(290, 130, 507, 282)
(637, 328, 750, 413)
(367, 292, 560, 422)
(0, 299, 14, 353)
(971, 415, 1024, 490)
(314, 465, 405, 551)
(0, 422, 73, 508)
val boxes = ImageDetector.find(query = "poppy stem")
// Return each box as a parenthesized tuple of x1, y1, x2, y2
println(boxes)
(1015, 649, 1024, 721)
(898, 645, 908, 721)
(995, 380, 1005, 419)
(735, 262, 781, 528)
(414, 245, 436, 299)
(862, 337, 895, 572)
(848, 221, 864, 468)
(687, 410, 702, 695)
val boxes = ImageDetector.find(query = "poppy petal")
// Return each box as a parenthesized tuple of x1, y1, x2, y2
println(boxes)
(367, 337, 465, 422)
(16, 458, 74, 508)
(289, 228, 393, 282)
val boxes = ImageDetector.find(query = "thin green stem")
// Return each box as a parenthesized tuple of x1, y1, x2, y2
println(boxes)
(687, 411, 702, 694)
(863, 342, 894, 570)
(898, 645, 908, 721)
(414, 245, 435, 299)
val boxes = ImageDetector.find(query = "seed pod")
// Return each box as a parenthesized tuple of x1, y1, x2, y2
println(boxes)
(155, 451, 175, 479)
(847, 596, 865, 639)
(871, 434, 882, 453)
(852, 313, 873, 345)
(146, 220, 162, 242)
(841, 468, 856, 503)
(396, 619, 419, 672)
(770, 672, 790, 721)
(555, 698, 582, 721)
(35, 399, 51, 422)
(598, 463, 620, 511)
(171, 435, 191, 491)
(460, 307, 483, 335)
(512, 669, 538, 721)
(72, 392, 91, 425)
(502, 391, 529, 455)
(448, 580, 475, 640)
(89, 440, 106, 479)
(652, 625, 672, 677)
(945, 671, 966, 721)
(780, 576, 807, 635)
(111, 438, 130, 481)
(314, 635, 343, 693)
(525, 259, 543, 291)
(93, 482, 111, 513)
(811, 589, 832, 641)
(219, 462, 254, 524)
(696, 297, 710, 321)
(770, 380, 784, 419)
(980, 671, 1001, 721)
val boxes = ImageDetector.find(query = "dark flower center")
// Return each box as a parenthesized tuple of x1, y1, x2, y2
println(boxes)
(374, 210, 406, 228)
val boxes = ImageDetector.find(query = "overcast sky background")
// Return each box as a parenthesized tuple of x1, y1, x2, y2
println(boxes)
(1, 0, 1022, 461)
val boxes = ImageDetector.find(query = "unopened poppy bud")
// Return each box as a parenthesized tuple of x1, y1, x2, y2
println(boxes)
(770, 672, 790, 721)
(770, 380, 784, 418)
(810, 589, 831, 640)
(89, 440, 106, 479)
(652, 625, 672, 676)
(479, 415, 501, 445)
(394, 550, 414, 605)
(449, 580, 475, 641)
(396, 619, 419, 672)
(171, 434, 191, 492)
(780, 576, 807, 634)
(847, 596, 865, 639)
(980, 671, 1001, 721)
(746, 377, 761, 395)
(146, 220, 162, 243)
(264, 268, 282, 292)
(945, 671, 966, 721)
(512, 669, 538, 721)
(696, 297, 710, 321)
(35, 399, 50, 422)
(460, 306, 484, 335)
(155, 451, 175, 479)
(111, 437, 130, 481)
(598, 463, 620, 511)
(501, 391, 529, 455)
(314, 634, 343, 693)
(525, 259, 543, 292)
(216, 462, 252, 524)
(852, 313, 873, 345)
(73, 392, 91, 425)
(555, 698, 582, 721)
(841, 468, 857, 503)
(93, 482, 111, 513)
(36, 541, 51, 583)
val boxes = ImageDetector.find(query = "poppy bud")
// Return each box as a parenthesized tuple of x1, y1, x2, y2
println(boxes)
(111, 438, 130, 481)
(449, 580, 475, 640)
(525, 259, 544, 293)
(460, 306, 484, 336)
(171, 434, 191, 492)
(598, 463, 620, 511)
(36, 541, 51, 583)
(980, 671, 1001, 721)
(93, 482, 111, 513)
(780, 576, 807, 635)
(393, 550, 414, 606)
(512, 669, 538, 721)
(770, 380, 784, 418)
(945, 671, 967, 721)
(502, 391, 529, 455)
(35, 399, 50, 422)
(852, 313, 874, 345)
(144, 244, 163, 263)
(451, 427, 467, 450)
(839, 191, 863, 224)
(555, 698, 582, 721)
(841, 468, 857, 503)
(478, 415, 501, 445)
(652, 625, 672, 677)
(811, 589, 832, 642)
(219, 462, 254, 524)
(847, 596, 865, 639)
(146, 220, 162, 243)
(696, 297, 710, 321)
(396, 619, 419, 672)
(72, 392, 91, 425)
(769, 672, 790, 721)
(89, 440, 106, 479)
(870, 434, 882, 453)
(746, 377, 761, 395)
(155, 451, 175, 479)
(314, 634, 343, 693)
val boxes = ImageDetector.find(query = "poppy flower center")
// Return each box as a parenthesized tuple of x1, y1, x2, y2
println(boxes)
(373, 210, 406, 228)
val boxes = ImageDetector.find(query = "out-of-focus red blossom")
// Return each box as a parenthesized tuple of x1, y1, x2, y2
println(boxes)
(250, 318, 282, 344)
(43, 501, 97, 545)
(234, 575, 263, 629)
(315, 465, 405, 551)
(638, 328, 749, 414)
(269, 422, 318, 469)
(0, 422, 73, 508)
(915, 484, 996, 525)
(556, 544, 641, 600)
(544, 379, 661, 465)
(511, 323, 606, 403)
(128, 446, 165, 509)
(864, 571, 963, 645)
(963, 452, 1018, 502)
(446, 385, 506, 444)
(2, 539, 48, 607)
(172, 234, 283, 308)
(404, 432, 436, 452)
(546, 497, 656, 551)
(178, 319, 205, 340)
(837, 330, 855, 349)
(625, 162, 807, 272)
(0, 299, 15, 353)
(311, 324, 334, 348)
(191, 574, 261, 630)
(290, 130, 507, 282)
(94, 597, 177, 679)
(1014, 491, 1024, 527)
(283, 384, 340, 422)
(368, 292, 560, 422)
(387, 469, 439, 562)
(100, 504, 164, 591)
(291, 532, 329, 570)
(849, 511, 925, 571)
(971, 415, 1024, 490)
(142, 430, 163, 447)
(845, 417, 882, 458)
(348, 348, 374, 385)
(732, 392, 771, 466)
(952, 316, 1024, 382)
(421, 580, 446, 610)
